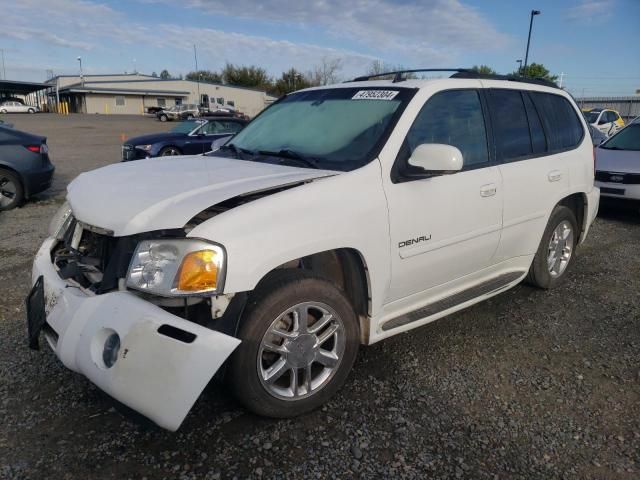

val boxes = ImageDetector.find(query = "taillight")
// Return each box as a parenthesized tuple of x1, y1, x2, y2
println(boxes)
(24, 144, 47, 154)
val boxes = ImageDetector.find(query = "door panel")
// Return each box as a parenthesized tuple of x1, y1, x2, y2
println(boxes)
(384, 88, 503, 302)
(386, 167, 503, 301)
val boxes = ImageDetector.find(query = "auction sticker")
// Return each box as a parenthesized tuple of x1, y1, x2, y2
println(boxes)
(352, 90, 399, 100)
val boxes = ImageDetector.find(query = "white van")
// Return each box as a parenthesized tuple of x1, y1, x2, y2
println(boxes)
(28, 70, 599, 430)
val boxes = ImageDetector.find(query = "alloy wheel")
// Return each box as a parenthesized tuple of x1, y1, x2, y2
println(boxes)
(0, 175, 17, 208)
(547, 220, 574, 278)
(257, 302, 345, 400)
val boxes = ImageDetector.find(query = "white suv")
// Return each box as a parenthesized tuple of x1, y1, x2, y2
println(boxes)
(28, 70, 599, 430)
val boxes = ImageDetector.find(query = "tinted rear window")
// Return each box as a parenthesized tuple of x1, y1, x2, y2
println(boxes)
(530, 92, 583, 151)
(487, 89, 532, 161)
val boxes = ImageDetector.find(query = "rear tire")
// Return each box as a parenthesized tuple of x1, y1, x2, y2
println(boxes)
(159, 114, 167, 122)
(28, 108, 35, 114)
(0, 109, 7, 114)
(526, 205, 578, 289)
(229, 269, 360, 418)
(0, 169, 24, 211)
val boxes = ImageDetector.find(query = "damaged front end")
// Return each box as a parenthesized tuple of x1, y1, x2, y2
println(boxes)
(29, 209, 245, 431)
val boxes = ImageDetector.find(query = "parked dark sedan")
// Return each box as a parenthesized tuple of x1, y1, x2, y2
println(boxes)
(0, 125, 54, 210)
(122, 117, 247, 161)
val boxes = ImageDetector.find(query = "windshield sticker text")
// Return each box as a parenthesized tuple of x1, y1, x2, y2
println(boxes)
(352, 90, 399, 101)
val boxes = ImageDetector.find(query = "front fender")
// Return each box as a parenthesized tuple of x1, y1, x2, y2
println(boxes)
(188, 160, 391, 317)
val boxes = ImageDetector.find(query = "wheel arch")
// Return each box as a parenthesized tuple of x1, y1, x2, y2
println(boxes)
(557, 191, 588, 244)
(242, 247, 372, 345)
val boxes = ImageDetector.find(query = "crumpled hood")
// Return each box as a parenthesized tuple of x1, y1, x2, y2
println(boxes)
(596, 147, 640, 174)
(67, 156, 338, 236)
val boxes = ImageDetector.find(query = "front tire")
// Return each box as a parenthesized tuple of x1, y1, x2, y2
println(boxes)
(28, 108, 35, 114)
(159, 114, 167, 122)
(229, 270, 359, 418)
(158, 146, 181, 156)
(526, 205, 578, 289)
(0, 169, 24, 211)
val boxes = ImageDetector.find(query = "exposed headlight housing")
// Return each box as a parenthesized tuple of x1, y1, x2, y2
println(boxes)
(48, 201, 73, 240)
(126, 239, 226, 297)
(137, 144, 153, 151)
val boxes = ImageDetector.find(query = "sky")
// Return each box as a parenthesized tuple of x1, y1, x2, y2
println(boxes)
(1, 0, 638, 97)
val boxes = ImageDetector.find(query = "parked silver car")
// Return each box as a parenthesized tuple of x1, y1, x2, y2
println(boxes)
(0, 101, 39, 114)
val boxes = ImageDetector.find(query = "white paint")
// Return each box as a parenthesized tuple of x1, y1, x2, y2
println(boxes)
(32, 76, 599, 429)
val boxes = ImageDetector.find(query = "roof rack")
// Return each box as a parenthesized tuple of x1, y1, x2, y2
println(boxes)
(450, 71, 558, 88)
(352, 69, 472, 83)
(351, 68, 559, 88)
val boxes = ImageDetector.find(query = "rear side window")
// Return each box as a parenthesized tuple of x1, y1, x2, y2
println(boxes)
(406, 89, 488, 167)
(487, 89, 532, 160)
(530, 92, 583, 151)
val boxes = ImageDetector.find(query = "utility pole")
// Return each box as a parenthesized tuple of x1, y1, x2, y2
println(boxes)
(523, 10, 541, 77)
(193, 44, 200, 105)
(1, 49, 6, 80)
(558, 72, 565, 88)
(516, 59, 523, 75)
(77, 56, 84, 86)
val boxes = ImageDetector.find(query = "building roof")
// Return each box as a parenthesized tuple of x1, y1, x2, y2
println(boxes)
(57, 85, 190, 96)
(0, 79, 49, 95)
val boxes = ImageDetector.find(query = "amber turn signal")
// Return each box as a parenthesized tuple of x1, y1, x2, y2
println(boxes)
(176, 250, 219, 292)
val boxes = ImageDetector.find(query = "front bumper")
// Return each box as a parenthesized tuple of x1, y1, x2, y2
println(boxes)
(595, 181, 640, 201)
(31, 237, 241, 431)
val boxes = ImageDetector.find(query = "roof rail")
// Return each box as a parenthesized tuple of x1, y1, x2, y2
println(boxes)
(352, 68, 472, 83)
(351, 68, 559, 89)
(450, 71, 559, 88)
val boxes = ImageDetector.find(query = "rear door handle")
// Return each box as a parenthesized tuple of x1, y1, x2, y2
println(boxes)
(480, 183, 497, 197)
(548, 170, 562, 182)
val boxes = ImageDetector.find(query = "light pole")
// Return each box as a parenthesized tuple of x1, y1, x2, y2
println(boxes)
(516, 59, 523, 75)
(523, 10, 541, 77)
(0, 49, 5, 80)
(77, 56, 83, 86)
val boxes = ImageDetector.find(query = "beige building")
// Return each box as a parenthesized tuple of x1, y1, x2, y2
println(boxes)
(46, 73, 275, 117)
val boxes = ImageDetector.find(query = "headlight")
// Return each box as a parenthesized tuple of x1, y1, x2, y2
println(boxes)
(48, 201, 73, 240)
(126, 239, 225, 296)
(137, 144, 153, 151)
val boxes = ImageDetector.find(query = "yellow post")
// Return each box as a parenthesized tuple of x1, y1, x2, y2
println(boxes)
(64, 102, 69, 115)
(105, 103, 109, 115)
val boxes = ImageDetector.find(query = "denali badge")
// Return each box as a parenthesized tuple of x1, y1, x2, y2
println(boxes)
(399, 235, 431, 248)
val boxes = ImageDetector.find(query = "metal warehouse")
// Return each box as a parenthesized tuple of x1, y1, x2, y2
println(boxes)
(45, 74, 275, 117)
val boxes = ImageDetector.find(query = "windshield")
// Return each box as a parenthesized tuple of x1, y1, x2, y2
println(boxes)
(227, 87, 414, 170)
(600, 124, 640, 151)
(584, 111, 600, 123)
(171, 120, 202, 134)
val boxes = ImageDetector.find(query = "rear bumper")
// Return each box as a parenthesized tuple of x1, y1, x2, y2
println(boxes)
(31, 237, 241, 431)
(23, 163, 54, 197)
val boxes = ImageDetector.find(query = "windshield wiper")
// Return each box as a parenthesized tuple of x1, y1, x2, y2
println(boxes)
(218, 143, 255, 158)
(257, 149, 320, 169)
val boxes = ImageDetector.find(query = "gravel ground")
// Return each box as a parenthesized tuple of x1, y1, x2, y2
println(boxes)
(1, 114, 640, 479)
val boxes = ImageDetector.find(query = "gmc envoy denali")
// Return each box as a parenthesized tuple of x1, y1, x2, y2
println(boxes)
(27, 69, 599, 430)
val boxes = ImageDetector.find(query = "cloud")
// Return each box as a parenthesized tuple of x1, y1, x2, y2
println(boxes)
(156, 0, 510, 59)
(566, 0, 615, 23)
(3, 0, 510, 81)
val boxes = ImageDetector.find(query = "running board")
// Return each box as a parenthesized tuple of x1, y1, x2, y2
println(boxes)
(381, 271, 525, 331)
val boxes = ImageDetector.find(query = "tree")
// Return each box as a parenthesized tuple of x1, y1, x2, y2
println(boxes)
(159, 69, 171, 79)
(186, 70, 222, 83)
(365, 60, 417, 79)
(151, 71, 158, 77)
(307, 56, 343, 86)
(471, 65, 497, 75)
(222, 63, 271, 89)
(511, 63, 558, 83)
(271, 68, 313, 97)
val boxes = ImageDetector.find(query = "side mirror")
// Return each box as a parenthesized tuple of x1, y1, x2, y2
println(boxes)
(210, 135, 233, 152)
(407, 144, 463, 176)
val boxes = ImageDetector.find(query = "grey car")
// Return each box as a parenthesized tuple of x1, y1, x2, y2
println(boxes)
(0, 125, 54, 210)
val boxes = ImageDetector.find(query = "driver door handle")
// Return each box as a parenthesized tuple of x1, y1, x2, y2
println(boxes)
(480, 184, 497, 197)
